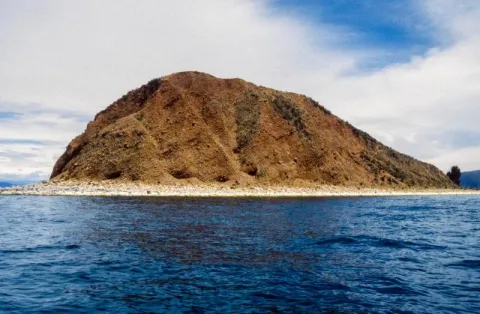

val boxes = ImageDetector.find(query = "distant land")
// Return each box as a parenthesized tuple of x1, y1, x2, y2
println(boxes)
(0, 181, 37, 187)
(50, 71, 455, 189)
(461, 170, 480, 189)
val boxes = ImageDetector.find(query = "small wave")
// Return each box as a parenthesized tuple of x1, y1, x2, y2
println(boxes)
(360, 236, 446, 251)
(376, 239, 409, 249)
(315, 237, 357, 246)
(315, 235, 445, 252)
(374, 286, 425, 296)
(0, 245, 60, 254)
(65, 244, 81, 250)
(324, 282, 351, 291)
(397, 257, 420, 263)
(446, 260, 480, 268)
(251, 292, 283, 300)
(368, 276, 426, 296)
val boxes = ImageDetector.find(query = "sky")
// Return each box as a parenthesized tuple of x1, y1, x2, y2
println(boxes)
(1, 0, 480, 182)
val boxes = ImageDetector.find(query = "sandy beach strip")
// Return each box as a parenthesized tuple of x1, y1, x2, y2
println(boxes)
(0, 181, 479, 197)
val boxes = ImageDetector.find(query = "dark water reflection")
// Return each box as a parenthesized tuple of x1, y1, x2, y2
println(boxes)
(1, 196, 479, 313)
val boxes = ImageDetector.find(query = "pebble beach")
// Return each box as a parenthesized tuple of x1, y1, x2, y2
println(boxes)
(1, 181, 479, 197)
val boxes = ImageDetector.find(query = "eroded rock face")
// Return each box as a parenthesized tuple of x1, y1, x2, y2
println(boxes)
(51, 71, 455, 188)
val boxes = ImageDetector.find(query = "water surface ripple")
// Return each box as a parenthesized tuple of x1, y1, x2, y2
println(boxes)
(0, 195, 479, 313)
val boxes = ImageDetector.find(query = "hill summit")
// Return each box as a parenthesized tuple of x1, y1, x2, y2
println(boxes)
(51, 71, 454, 188)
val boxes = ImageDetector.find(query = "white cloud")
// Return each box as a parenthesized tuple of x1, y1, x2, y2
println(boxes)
(0, 0, 356, 115)
(426, 146, 480, 172)
(317, 1, 480, 171)
(0, 0, 480, 180)
(0, 141, 61, 181)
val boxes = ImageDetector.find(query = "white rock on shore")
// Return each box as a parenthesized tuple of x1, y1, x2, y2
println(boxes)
(0, 181, 479, 197)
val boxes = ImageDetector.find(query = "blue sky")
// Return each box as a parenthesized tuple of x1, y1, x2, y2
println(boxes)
(277, 0, 431, 45)
(0, 111, 22, 120)
(274, 0, 439, 66)
(1, 0, 480, 181)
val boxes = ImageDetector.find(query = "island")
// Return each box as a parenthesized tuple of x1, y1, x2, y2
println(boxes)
(3, 71, 476, 197)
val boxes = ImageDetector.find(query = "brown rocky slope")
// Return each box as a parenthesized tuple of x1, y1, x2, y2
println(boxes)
(51, 71, 454, 188)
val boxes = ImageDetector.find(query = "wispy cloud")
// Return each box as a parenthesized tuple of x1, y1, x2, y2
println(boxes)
(318, 1, 480, 171)
(0, 100, 89, 180)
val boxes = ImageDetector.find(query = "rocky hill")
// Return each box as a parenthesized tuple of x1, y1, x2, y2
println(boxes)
(51, 72, 455, 188)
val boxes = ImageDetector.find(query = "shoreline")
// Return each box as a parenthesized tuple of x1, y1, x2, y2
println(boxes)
(1, 181, 479, 197)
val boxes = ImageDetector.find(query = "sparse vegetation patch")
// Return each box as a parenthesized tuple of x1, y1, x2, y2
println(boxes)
(305, 96, 332, 115)
(271, 95, 310, 139)
(235, 91, 261, 150)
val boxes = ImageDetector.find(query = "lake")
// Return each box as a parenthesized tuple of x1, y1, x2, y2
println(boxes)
(0, 195, 479, 313)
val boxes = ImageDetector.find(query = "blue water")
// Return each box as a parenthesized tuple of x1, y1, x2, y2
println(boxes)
(0, 196, 479, 313)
